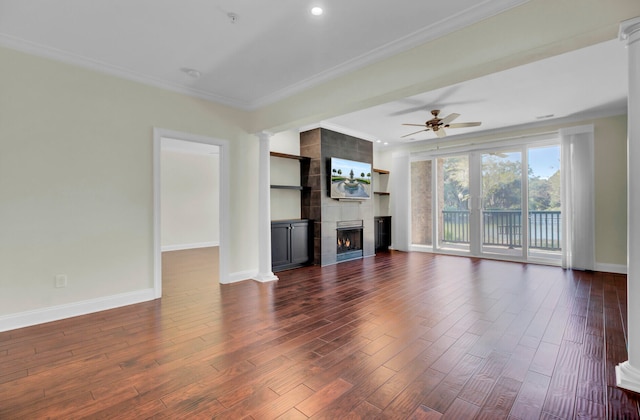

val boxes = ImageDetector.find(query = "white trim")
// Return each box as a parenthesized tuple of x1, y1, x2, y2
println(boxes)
(253, 273, 279, 283)
(0, 34, 249, 109)
(153, 128, 231, 293)
(595, 263, 627, 275)
(161, 241, 219, 252)
(617, 361, 640, 394)
(228, 270, 257, 284)
(0, 289, 155, 333)
(252, 132, 279, 283)
(619, 16, 640, 43)
(250, 0, 529, 109)
(0, 0, 527, 111)
(411, 131, 559, 160)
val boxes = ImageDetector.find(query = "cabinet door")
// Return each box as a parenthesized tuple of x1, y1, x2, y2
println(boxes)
(271, 223, 291, 267)
(290, 221, 310, 265)
(375, 217, 391, 250)
(383, 216, 392, 248)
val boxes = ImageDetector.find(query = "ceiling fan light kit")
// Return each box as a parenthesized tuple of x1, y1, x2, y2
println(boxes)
(402, 109, 481, 139)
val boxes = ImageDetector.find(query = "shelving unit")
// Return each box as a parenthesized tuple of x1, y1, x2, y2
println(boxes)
(270, 152, 311, 190)
(270, 151, 313, 267)
(373, 167, 390, 216)
(270, 185, 310, 191)
(373, 167, 391, 251)
(270, 151, 311, 162)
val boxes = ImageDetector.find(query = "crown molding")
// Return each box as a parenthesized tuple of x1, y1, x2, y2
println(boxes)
(0, 0, 529, 111)
(0, 34, 251, 110)
(620, 16, 640, 43)
(248, 0, 530, 109)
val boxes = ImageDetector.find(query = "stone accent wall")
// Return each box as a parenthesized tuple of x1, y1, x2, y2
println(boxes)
(410, 159, 445, 246)
(300, 128, 374, 266)
(411, 160, 432, 245)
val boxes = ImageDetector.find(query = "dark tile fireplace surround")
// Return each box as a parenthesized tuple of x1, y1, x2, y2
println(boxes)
(300, 128, 375, 266)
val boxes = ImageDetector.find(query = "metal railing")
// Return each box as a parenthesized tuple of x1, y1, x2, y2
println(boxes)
(441, 210, 562, 250)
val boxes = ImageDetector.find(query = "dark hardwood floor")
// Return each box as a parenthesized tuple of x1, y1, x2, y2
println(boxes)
(1, 248, 638, 419)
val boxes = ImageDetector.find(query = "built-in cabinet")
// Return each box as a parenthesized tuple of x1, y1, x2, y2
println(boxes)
(375, 216, 392, 251)
(373, 168, 391, 251)
(270, 152, 313, 271)
(271, 219, 312, 271)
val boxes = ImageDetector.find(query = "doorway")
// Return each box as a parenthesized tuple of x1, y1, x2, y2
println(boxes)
(153, 128, 230, 298)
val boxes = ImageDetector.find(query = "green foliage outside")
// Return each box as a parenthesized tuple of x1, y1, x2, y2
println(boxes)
(442, 154, 560, 212)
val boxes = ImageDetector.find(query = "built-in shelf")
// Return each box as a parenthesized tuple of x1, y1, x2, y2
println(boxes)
(270, 185, 310, 191)
(270, 152, 311, 195)
(373, 168, 390, 196)
(270, 151, 311, 161)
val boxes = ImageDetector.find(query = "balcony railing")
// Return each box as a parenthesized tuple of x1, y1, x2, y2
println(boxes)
(441, 210, 561, 251)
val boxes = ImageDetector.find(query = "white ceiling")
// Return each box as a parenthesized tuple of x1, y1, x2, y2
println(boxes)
(321, 39, 628, 148)
(0, 1, 628, 145)
(0, 0, 528, 109)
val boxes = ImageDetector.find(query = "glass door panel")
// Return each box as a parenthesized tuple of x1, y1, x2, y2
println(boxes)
(437, 155, 470, 253)
(527, 145, 562, 261)
(481, 150, 523, 257)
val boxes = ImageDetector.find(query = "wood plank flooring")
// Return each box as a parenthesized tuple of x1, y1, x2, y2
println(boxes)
(1, 248, 639, 419)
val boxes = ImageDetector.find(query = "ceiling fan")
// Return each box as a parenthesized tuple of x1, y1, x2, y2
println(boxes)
(402, 109, 481, 138)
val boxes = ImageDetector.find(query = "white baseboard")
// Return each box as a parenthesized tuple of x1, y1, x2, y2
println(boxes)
(161, 241, 219, 252)
(223, 270, 256, 284)
(595, 263, 627, 274)
(0, 288, 156, 333)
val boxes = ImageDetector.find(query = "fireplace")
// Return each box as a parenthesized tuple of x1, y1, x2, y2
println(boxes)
(336, 220, 363, 262)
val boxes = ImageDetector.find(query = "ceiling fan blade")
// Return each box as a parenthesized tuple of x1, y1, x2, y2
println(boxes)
(447, 122, 481, 128)
(401, 128, 430, 138)
(439, 113, 460, 125)
(402, 123, 428, 127)
(435, 128, 447, 138)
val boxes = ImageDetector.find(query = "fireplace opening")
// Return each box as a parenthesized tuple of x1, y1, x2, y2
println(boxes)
(336, 220, 363, 262)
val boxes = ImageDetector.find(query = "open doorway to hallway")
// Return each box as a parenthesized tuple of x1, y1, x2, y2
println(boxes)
(154, 128, 230, 297)
(161, 138, 220, 288)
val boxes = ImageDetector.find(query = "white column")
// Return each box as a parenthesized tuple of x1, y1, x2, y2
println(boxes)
(617, 16, 640, 394)
(252, 131, 278, 282)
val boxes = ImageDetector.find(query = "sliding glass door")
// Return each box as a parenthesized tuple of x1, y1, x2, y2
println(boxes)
(527, 145, 561, 261)
(437, 155, 470, 253)
(481, 149, 523, 258)
(410, 140, 561, 263)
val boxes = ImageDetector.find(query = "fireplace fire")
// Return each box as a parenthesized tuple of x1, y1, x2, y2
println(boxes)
(336, 220, 363, 262)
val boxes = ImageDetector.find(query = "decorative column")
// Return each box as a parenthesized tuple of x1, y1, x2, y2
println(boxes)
(616, 16, 640, 394)
(252, 131, 278, 283)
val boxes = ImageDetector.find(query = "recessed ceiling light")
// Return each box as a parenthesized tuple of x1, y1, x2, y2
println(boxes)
(311, 6, 323, 16)
(384, 142, 389, 146)
(376, 140, 382, 143)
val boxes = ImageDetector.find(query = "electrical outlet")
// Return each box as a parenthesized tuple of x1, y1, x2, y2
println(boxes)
(55, 274, 67, 288)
